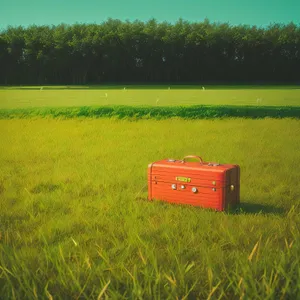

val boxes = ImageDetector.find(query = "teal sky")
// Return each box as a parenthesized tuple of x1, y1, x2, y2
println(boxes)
(1, 0, 300, 29)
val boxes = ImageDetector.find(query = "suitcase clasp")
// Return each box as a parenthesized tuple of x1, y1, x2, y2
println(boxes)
(191, 187, 198, 193)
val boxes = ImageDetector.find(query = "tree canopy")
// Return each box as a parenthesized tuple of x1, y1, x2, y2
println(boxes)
(0, 19, 299, 84)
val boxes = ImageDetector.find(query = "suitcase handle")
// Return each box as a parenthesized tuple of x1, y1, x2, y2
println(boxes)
(181, 155, 204, 164)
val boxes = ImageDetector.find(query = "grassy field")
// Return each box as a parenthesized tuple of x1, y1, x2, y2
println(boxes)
(1, 86, 300, 108)
(1, 118, 300, 299)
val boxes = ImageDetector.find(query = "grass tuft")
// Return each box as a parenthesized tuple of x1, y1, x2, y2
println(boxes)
(30, 183, 61, 194)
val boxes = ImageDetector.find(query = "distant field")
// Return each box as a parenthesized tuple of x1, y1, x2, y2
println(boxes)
(1, 85, 300, 108)
(0, 118, 299, 299)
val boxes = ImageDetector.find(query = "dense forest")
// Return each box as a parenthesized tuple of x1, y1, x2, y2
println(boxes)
(0, 19, 299, 84)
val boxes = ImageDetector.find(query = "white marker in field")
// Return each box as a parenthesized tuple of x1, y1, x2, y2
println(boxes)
(124, 87, 126, 91)
(105, 93, 108, 98)
(168, 87, 170, 90)
(156, 98, 160, 105)
(256, 98, 262, 104)
(40, 87, 43, 91)
(202, 86, 205, 91)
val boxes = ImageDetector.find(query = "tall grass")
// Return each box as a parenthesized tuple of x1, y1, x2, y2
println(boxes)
(0, 118, 300, 299)
(1, 105, 300, 120)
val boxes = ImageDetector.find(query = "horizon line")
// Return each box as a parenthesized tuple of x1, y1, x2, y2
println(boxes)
(1, 17, 300, 31)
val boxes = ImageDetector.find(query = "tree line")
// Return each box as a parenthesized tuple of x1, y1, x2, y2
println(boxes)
(0, 19, 299, 85)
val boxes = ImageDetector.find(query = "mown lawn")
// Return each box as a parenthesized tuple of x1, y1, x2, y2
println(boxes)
(0, 118, 299, 299)
(1, 86, 300, 108)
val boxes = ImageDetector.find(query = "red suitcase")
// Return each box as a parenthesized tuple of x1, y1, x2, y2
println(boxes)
(148, 155, 240, 211)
